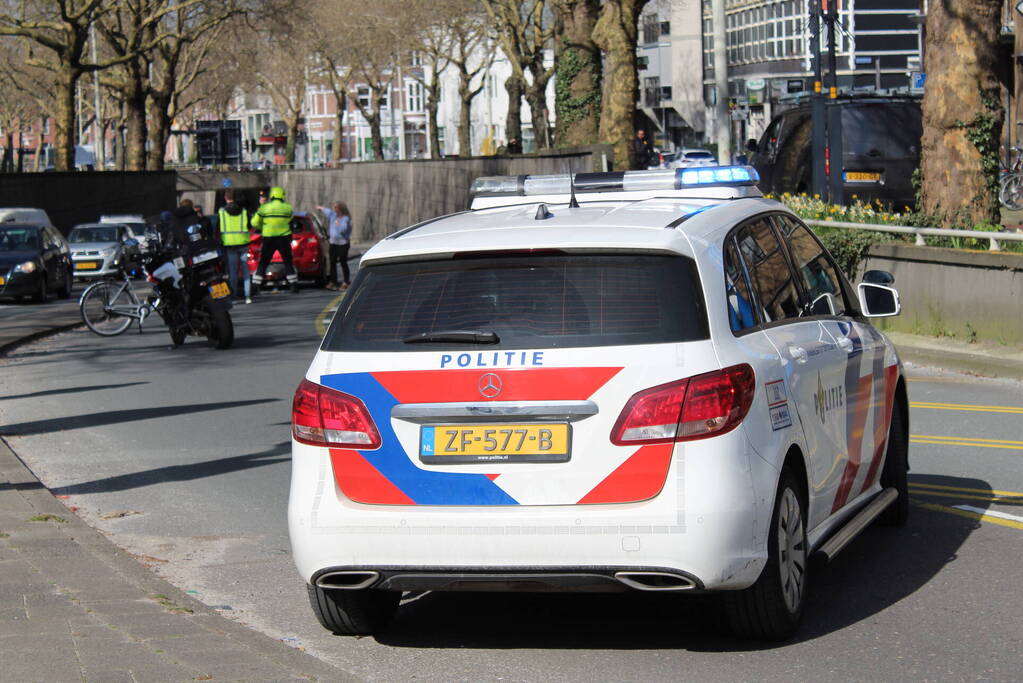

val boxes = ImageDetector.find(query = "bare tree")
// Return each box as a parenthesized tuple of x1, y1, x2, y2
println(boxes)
(403, 1, 457, 159)
(0, 0, 117, 170)
(552, 0, 600, 147)
(0, 39, 51, 171)
(482, 0, 556, 150)
(592, 0, 648, 169)
(446, 2, 494, 156)
(250, 20, 311, 164)
(918, 0, 1004, 227)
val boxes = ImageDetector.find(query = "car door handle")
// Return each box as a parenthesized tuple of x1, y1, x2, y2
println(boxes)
(836, 336, 855, 353)
(788, 345, 809, 363)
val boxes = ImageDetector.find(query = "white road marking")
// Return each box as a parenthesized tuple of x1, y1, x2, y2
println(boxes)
(953, 505, 1023, 524)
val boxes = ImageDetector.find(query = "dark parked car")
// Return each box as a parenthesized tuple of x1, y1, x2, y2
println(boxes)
(751, 97, 923, 208)
(0, 223, 73, 302)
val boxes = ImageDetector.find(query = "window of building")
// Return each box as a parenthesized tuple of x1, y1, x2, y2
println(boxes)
(407, 81, 424, 113)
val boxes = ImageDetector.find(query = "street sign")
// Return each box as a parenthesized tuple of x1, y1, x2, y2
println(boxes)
(787, 79, 803, 93)
(855, 56, 873, 65)
(911, 72, 926, 89)
(746, 78, 766, 91)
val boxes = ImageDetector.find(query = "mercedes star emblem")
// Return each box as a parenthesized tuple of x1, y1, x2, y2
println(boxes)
(478, 372, 503, 398)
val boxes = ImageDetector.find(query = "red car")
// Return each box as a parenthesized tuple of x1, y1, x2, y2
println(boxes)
(247, 211, 329, 287)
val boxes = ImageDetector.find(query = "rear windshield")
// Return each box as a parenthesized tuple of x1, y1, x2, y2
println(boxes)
(322, 253, 709, 352)
(685, 151, 714, 159)
(842, 103, 922, 157)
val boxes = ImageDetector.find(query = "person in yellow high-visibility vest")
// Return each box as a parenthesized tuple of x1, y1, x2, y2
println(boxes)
(218, 189, 252, 303)
(251, 185, 298, 293)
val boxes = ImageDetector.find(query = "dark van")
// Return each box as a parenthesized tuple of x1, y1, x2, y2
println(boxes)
(751, 97, 922, 208)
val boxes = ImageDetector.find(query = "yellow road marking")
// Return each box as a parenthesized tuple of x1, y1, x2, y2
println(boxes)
(915, 500, 1023, 530)
(909, 482, 1023, 497)
(910, 435, 1023, 451)
(907, 487, 1023, 504)
(910, 401, 1023, 414)
(315, 294, 344, 337)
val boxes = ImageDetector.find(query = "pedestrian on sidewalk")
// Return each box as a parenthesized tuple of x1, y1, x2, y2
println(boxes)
(218, 189, 252, 303)
(251, 186, 299, 293)
(316, 201, 352, 290)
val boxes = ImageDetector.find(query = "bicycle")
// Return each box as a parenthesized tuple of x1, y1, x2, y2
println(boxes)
(79, 267, 161, 336)
(999, 146, 1023, 210)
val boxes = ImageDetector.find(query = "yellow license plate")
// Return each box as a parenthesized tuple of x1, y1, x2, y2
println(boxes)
(845, 171, 881, 182)
(0, 276, 5, 285)
(209, 282, 230, 299)
(76, 261, 99, 270)
(421, 423, 570, 464)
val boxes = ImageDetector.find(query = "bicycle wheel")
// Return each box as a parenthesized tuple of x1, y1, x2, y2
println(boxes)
(80, 281, 137, 336)
(999, 173, 1023, 210)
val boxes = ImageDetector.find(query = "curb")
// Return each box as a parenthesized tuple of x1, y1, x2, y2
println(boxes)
(0, 320, 83, 358)
(896, 343, 1023, 381)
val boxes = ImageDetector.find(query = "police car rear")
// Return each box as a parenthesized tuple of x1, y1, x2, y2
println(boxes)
(288, 166, 907, 640)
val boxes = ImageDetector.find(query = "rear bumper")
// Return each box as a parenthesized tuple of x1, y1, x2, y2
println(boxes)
(288, 429, 780, 592)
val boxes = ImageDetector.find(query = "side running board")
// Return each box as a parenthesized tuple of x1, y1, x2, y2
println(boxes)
(814, 488, 899, 563)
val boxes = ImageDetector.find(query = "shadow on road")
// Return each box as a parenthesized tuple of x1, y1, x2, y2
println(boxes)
(51, 441, 291, 495)
(373, 473, 990, 650)
(0, 398, 279, 436)
(0, 381, 150, 402)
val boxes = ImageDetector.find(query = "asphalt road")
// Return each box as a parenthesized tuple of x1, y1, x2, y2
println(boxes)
(1, 291, 1021, 682)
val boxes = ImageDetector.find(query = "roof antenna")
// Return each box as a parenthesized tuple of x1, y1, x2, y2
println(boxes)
(568, 172, 580, 208)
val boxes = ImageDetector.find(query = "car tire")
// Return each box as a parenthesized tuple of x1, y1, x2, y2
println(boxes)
(170, 327, 186, 346)
(724, 468, 807, 641)
(878, 400, 909, 527)
(31, 276, 48, 304)
(59, 268, 73, 299)
(306, 584, 400, 636)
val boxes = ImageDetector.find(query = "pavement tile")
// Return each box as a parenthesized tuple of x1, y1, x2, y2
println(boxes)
(8, 536, 88, 559)
(0, 606, 28, 620)
(78, 596, 170, 617)
(188, 661, 308, 682)
(105, 612, 206, 640)
(0, 613, 79, 637)
(0, 558, 42, 584)
(0, 633, 84, 682)
(80, 669, 138, 683)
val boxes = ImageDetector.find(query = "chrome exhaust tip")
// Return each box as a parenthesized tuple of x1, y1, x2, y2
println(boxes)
(614, 571, 696, 591)
(314, 570, 380, 590)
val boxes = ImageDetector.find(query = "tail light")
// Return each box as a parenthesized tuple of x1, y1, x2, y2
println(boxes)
(610, 364, 755, 445)
(292, 379, 381, 449)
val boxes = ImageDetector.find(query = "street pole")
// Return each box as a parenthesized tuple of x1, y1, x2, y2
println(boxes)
(91, 24, 104, 169)
(810, 0, 827, 200)
(825, 0, 843, 205)
(712, 0, 731, 164)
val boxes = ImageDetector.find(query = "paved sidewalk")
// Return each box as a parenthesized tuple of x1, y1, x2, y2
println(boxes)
(887, 331, 1023, 381)
(0, 437, 353, 683)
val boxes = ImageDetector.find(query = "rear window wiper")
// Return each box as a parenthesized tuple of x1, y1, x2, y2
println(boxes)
(402, 329, 500, 344)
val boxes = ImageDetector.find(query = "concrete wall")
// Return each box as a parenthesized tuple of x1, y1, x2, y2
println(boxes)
(859, 244, 1023, 344)
(175, 146, 611, 244)
(279, 148, 610, 244)
(0, 171, 177, 234)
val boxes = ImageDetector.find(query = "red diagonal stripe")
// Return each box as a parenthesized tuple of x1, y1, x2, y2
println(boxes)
(329, 449, 415, 505)
(860, 364, 900, 494)
(832, 373, 873, 513)
(577, 444, 674, 504)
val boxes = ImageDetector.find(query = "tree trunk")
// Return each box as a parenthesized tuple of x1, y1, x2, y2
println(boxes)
(147, 93, 173, 171)
(368, 107, 384, 161)
(53, 70, 79, 172)
(332, 91, 346, 163)
(592, 0, 647, 170)
(554, 0, 601, 147)
(285, 114, 299, 164)
(124, 69, 148, 172)
(524, 78, 551, 150)
(504, 74, 524, 151)
(458, 78, 474, 156)
(33, 124, 44, 172)
(427, 82, 442, 159)
(919, 0, 1004, 227)
(2, 133, 13, 172)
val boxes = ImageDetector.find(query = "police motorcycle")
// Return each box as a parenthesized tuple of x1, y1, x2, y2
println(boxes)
(146, 218, 234, 349)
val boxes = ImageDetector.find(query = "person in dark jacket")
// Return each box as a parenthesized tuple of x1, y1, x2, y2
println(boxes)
(160, 199, 212, 255)
(632, 129, 654, 170)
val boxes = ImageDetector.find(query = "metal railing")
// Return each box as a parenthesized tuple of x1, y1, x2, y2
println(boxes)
(804, 219, 1023, 252)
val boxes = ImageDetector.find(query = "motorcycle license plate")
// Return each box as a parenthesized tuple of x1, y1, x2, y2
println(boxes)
(193, 250, 219, 264)
(0, 276, 5, 285)
(209, 282, 230, 299)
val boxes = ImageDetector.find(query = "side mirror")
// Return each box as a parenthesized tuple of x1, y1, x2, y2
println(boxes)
(808, 292, 837, 316)
(858, 282, 901, 317)
(123, 238, 139, 248)
(863, 269, 894, 285)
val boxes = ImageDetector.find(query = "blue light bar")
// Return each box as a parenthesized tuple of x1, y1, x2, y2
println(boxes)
(677, 166, 759, 186)
(470, 165, 760, 197)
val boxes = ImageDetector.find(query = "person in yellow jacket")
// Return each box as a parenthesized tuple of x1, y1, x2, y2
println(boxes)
(218, 190, 252, 303)
(251, 185, 298, 293)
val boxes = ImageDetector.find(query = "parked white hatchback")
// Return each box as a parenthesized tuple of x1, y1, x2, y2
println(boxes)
(288, 166, 909, 641)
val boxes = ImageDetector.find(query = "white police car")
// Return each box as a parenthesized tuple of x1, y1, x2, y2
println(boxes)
(288, 167, 909, 640)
